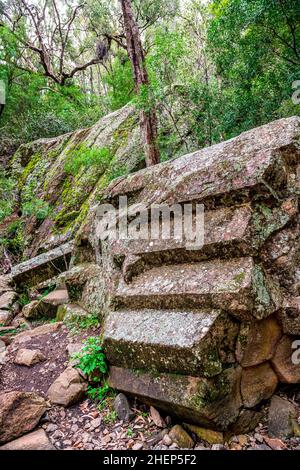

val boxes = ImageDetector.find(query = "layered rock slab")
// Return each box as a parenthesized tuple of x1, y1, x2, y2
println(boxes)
(11, 242, 73, 287)
(104, 309, 238, 376)
(66, 116, 300, 430)
(106, 116, 300, 209)
(0, 429, 54, 450)
(109, 366, 242, 430)
(115, 257, 280, 321)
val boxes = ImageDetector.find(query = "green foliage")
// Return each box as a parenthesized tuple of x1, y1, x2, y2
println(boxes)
(21, 198, 51, 221)
(66, 312, 100, 331)
(1, 0, 300, 174)
(103, 409, 118, 424)
(102, 54, 134, 110)
(73, 336, 108, 381)
(0, 220, 25, 255)
(87, 382, 111, 402)
(126, 427, 134, 437)
(206, 0, 300, 140)
(65, 145, 112, 176)
(18, 291, 30, 307)
(0, 170, 15, 222)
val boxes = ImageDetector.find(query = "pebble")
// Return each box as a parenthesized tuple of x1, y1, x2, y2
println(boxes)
(162, 434, 172, 446)
(132, 443, 143, 450)
(254, 433, 264, 443)
(90, 418, 102, 430)
(46, 423, 58, 433)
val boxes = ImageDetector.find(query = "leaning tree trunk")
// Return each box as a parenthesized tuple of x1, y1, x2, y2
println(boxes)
(120, 0, 160, 167)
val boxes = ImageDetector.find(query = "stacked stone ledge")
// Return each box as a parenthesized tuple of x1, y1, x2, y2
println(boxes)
(70, 116, 300, 432)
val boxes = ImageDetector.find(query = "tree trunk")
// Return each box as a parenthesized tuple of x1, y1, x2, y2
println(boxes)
(120, 0, 160, 167)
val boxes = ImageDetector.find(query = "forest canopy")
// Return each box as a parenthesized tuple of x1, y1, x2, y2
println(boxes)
(1, 0, 300, 161)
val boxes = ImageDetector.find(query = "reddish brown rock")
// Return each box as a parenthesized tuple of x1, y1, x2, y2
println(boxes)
(241, 362, 278, 408)
(169, 425, 194, 449)
(0, 275, 12, 292)
(13, 321, 62, 344)
(236, 316, 282, 367)
(268, 395, 297, 438)
(107, 117, 300, 208)
(23, 289, 69, 319)
(0, 291, 16, 311)
(0, 310, 11, 325)
(109, 366, 242, 431)
(0, 429, 55, 450)
(184, 424, 223, 444)
(11, 242, 73, 287)
(47, 366, 87, 407)
(271, 335, 300, 383)
(228, 409, 263, 435)
(0, 391, 49, 444)
(14, 348, 46, 367)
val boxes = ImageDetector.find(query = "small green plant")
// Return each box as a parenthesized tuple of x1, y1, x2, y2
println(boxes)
(22, 198, 51, 221)
(64, 312, 100, 333)
(126, 427, 134, 437)
(65, 145, 111, 176)
(103, 410, 118, 425)
(73, 336, 108, 381)
(78, 313, 100, 329)
(0, 170, 15, 222)
(18, 291, 30, 307)
(87, 382, 111, 402)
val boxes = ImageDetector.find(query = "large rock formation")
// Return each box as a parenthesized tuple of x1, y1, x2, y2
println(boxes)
(1, 104, 142, 270)
(70, 116, 300, 431)
(5, 114, 300, 432)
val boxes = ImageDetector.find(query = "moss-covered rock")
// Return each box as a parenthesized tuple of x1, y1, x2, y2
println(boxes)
(3, 104, 142, 262)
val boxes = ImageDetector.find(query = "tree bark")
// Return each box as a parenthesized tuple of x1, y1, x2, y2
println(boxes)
(120, 0, 160, 167)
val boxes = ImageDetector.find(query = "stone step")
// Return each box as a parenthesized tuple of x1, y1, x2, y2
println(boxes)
(107, 117, 300, 209)
(104, 309, 238, 377)
(108, 366, 242, 431)
(110, 203, 293, 280)
(11, 241, 74, 287)
(115, 257, 281, 321)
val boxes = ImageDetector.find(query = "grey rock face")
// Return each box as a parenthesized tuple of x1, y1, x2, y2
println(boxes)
(34, 116, 300, 430)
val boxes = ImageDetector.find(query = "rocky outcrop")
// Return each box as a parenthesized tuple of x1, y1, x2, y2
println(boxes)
(11, 242, 73, 287)
(14, 348, 46, 367)
(2, 104, 142, 268)
(69, 116, 300, 431)
(4, 115, 300, 433)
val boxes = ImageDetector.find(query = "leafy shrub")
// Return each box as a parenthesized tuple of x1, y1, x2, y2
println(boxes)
(65, 145, 112, 176)
(87, 382, 111, 402)
(73, 336, 108, 381)
(103, 409, 118, 424)
(0, 170, 15, 222)
(22, 198, 51, 221)
(0, 220, 25, 256)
